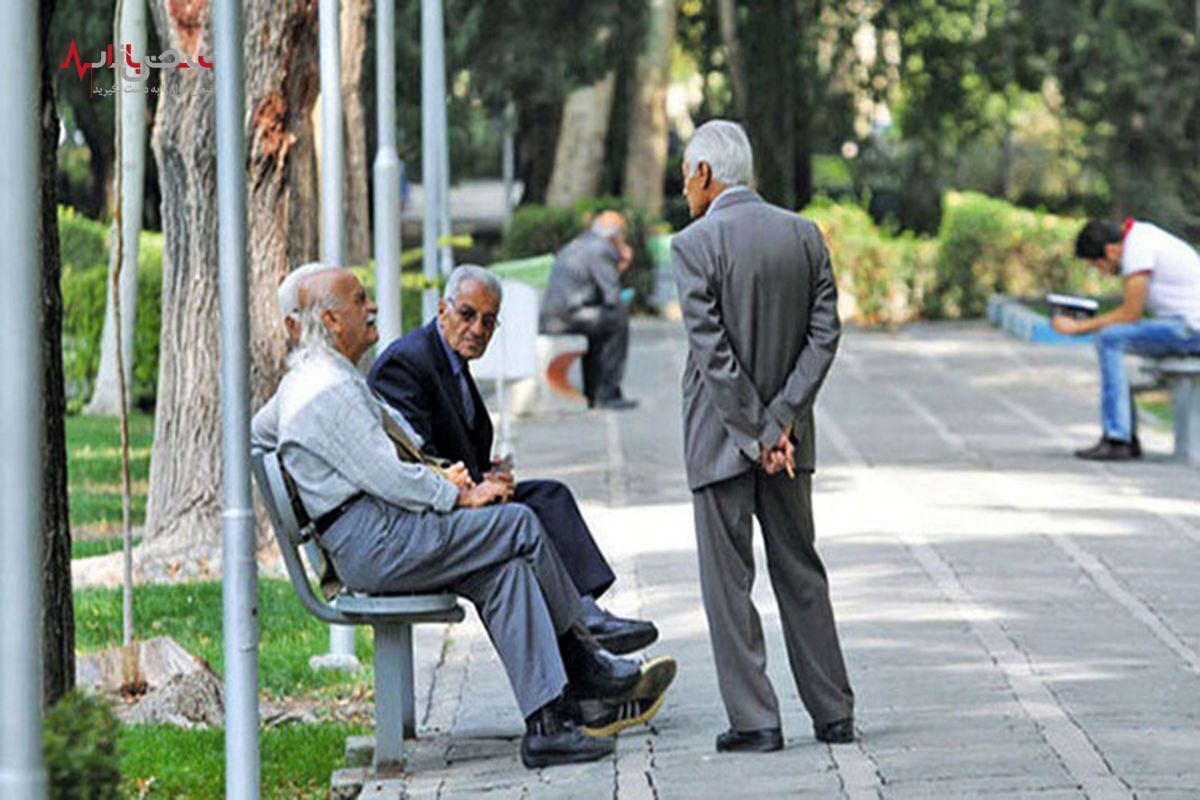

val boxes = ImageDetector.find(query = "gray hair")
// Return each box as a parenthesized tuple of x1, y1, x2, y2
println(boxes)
(683, 120, 754, 186)
(444, 264, 502, 305)
(286, 268, 344, 367)
(278, 261, 337, 321)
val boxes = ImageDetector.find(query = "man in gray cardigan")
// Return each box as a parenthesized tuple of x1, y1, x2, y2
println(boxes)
(673, 120, 855, 753)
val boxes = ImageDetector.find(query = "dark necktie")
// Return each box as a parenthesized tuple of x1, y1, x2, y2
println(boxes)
(459, 363, 476, 430)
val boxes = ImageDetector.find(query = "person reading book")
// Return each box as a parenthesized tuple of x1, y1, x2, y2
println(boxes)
(1054, 219, 1200, 460)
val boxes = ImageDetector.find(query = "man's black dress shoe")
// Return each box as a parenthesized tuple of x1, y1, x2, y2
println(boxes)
(560, 626, 641, 700)
(814, 718, 855, 744)
(715, 727, 783, 753)
(1074, 438, 1142, 461)
(585, 608, 659, 655)
(521, 702, 615, 768)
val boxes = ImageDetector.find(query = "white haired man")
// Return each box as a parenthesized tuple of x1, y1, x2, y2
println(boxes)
(251, 267, 674, 767)
(540, 211, 638, 410)
(674, 120, 855, 752)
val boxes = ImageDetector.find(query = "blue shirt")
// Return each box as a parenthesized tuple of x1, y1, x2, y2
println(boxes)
(436, 322, 477, 429)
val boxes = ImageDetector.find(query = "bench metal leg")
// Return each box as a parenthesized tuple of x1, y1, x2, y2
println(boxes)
(373, 622, 405, 771)
(399, 624, 416, 738)
(1173, 377, 1200, 466)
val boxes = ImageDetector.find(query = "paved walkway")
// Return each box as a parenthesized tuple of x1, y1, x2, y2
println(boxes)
(385, 320, 1200, 799)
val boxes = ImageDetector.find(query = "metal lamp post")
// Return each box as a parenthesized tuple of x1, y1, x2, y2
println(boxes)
(213, 0, 260, 794)
(0, 1, 46, 796)
(373, 0, 402, 346)
(316, 0, 360, 670)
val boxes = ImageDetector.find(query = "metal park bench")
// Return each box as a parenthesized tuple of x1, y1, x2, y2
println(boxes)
(1141, 356, 1200, 466)
(250, 448, 464, 770)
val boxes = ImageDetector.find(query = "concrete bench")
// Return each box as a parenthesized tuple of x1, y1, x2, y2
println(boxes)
(1140, 357, 1200, 466)
(250, 449, 464, 771)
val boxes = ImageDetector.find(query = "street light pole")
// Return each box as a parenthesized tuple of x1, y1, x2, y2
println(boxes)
(213, 0, 260, 795)
(420, 0, 445, 321)
(317, 0, 359, 668)
(373, 0, 402, 346)
(0, 1, 46, 797)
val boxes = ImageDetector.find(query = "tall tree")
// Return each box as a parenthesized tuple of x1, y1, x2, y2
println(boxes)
(85, 0, 146, 417)
(623, 0, 676, 216)
(39, 0, 76, 707)
(340, 0, 371, 266)
(546, 73, 617, 207)
(145, 0, 318, 554)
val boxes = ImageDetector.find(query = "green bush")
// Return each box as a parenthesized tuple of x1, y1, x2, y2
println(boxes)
(59, 208, 163, 411)
(498, 205, 578, 260)
(804, 198, 937, 325)
(499, 197, 665, 311)
(43, 690, 121, 799)
(927, 191, 1116, 318)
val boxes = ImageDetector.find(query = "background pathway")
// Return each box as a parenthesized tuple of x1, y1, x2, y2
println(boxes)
(385, 320, 1200, 799)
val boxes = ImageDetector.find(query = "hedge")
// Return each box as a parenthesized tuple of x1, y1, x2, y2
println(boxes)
(499, 196, 666, 311)
(59, 208, 163, 409)
(802, 191, 1123, 323)
(925, 191, 1118, 318)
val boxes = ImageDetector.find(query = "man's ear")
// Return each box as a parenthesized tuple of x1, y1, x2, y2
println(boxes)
(283, 316, 299, 343)
(699, 161, 713, 188)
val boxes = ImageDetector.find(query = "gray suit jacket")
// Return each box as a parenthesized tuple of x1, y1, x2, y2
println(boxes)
(540, 230, 622, 323)
(672, 189, 840, 491)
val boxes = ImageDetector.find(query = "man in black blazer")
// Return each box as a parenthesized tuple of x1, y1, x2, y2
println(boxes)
(368, 265, 658, 655)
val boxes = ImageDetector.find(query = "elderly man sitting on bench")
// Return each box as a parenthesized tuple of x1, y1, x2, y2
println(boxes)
(252, 266, 675, 768)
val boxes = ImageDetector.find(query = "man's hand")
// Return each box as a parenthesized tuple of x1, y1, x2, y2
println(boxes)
(759, 424, 795, 476)
(444, 462, 475, 490)
(1051, 315, 1084, 335)
(456, 479, 513, 508)
(484, 456, 516, 487)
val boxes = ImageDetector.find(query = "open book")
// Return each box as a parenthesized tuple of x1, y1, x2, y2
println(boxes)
(1045, 293, 1099, 319)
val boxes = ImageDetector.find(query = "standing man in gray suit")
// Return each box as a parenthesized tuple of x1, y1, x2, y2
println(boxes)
(673, 120, 855, 753)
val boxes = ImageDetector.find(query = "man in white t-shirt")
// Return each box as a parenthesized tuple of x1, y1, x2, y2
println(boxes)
(1053, 219, 1200, 460)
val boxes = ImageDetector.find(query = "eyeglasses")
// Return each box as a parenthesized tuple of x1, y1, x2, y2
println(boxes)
(453, 304, 500, 332)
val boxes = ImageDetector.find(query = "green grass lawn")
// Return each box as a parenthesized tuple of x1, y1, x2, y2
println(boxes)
(119, 723, 362, 798)
(75, 580, 377, 699)
(66, 412, 154, 534)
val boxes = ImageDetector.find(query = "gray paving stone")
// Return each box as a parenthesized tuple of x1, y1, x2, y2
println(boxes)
(330, 321, 1200, 797)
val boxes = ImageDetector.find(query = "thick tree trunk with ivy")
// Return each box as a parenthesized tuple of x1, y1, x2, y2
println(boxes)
(341, 0, 371, 266)
(546, 73, 616, 208)
(40, 0, 75, 707)
(623, 0, 675, 218)
(144, 0, 318, 561)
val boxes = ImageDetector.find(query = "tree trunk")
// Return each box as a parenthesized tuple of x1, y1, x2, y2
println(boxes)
(73, 99, 115, 219)
(716, 0, 749, 119)
(86, 0, 148, 417)
(515, 100, 562, 205)
(623, 0, 675, 218)
(546, 72, 616, 208)
(39, 0, 75, 708)
(340, 0, 371, 266)
(145, 0, 318, 559)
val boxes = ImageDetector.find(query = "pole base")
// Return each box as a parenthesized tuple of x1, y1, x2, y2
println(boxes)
(309, 653, 362, 672)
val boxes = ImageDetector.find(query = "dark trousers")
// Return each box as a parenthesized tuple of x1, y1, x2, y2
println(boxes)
(692, 470, 854, 731)
(543, 305, 630, 403)
(513, 479, 615, 599)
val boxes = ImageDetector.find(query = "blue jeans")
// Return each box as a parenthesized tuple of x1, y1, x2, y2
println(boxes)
(1096, 319, 1200, 441)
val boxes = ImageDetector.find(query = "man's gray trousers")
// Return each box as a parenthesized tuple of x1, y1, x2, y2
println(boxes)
(692, 470, 854, 731)
(322, 497, 584, 717)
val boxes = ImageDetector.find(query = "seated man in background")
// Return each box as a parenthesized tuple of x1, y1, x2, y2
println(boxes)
(368, 265, 660, 657)
(539, 211, 638, 410)
(253, 266, 675, 766)
(1054, 218, 1200, 460)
